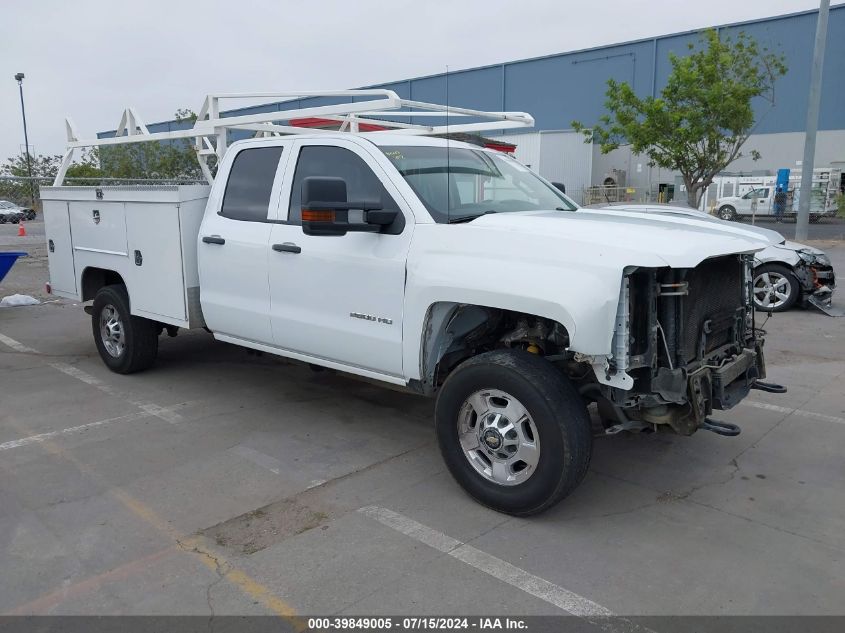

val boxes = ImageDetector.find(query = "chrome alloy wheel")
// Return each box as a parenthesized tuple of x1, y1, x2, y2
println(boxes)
(457, 388, 541, 486)
(99, 304, 126, 358)
(753, 271, 792, 310)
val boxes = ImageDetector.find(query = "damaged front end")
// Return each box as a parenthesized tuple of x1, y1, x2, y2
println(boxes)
(587, 255, 783, 437)
(794, 250, 837, 311)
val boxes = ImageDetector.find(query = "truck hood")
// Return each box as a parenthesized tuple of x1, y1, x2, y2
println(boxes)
(581, 204, 784, 245)
(467, 209, 768, 268)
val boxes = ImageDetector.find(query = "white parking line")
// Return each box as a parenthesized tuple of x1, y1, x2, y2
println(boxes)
(0, 332, 38, 353)
(0, 333, 185, 424)
(358, 505, 652, 633)
(50, 361, 122, 397)
(0, 402, 192, 452)
(48, 361, 185, 423)
(229, 445, 282, 475)
(741, 399, 845, 425)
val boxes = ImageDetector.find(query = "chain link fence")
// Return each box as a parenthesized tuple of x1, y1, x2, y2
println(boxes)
(571, 186, 669, 206)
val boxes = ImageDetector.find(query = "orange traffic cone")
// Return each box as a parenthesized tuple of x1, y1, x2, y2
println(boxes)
(18, 223, 26, 237)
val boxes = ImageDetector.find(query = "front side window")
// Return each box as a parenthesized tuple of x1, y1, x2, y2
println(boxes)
(220, 146, 283, 221)
(288, 146, 402, 233)
(380, 145, 577, 223)
(743, 188, 767, 200)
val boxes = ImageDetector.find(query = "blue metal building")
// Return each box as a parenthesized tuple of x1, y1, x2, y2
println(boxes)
(109, 6, 845, 198)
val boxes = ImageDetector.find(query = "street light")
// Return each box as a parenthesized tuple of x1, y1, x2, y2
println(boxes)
(15, 72, 35, 208)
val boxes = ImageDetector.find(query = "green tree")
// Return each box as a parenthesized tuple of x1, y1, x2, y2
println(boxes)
(2, 152, 63, 178)
(572, 30, 787, 208)
(2, 108, 208, 196)
(94, 108, 205, 180)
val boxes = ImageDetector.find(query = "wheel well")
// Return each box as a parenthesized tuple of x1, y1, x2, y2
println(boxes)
(418, 302, 571, 395)
(81, 268, 126, 302)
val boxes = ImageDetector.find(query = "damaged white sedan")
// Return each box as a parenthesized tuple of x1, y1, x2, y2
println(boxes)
(753, 241, 835, 313)
(586, 203, 836, 313)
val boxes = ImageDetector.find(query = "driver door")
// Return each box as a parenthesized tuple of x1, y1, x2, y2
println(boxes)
(267, 140, 413, 378)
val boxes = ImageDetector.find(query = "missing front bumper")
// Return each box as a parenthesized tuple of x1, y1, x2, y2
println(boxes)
(640, 344, 768, 436)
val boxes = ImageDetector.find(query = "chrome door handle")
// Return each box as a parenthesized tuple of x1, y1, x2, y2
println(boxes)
(272, 242, 301, 254)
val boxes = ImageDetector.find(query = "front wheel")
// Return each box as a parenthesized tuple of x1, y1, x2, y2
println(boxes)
(92, 285, 159, 373)
(718, 205, 736, 221)
(753, 264, 800, 312)
(435, 350, 592, 516)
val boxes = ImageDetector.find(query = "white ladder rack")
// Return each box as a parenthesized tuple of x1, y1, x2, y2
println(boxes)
(55, 90, 535, 185)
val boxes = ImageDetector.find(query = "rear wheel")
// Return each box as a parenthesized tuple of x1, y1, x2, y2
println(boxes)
(92, 285, 159, 373)
(753, 264, 800, 312)
(718, 205, 736, 221)
(435, 350, 592, 516)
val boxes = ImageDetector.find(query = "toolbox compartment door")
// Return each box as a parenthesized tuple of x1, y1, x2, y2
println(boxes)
(69, 201, 128, 256)
(43, 200, 77, 296)
(125, 203, 188, 322)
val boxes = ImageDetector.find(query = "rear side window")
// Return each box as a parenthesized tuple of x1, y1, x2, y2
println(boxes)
(288, 145, 403, 233)
(220, 146, 283, 221)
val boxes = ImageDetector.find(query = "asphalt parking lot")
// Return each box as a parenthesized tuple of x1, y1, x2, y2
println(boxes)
(2, 219, 845, 624)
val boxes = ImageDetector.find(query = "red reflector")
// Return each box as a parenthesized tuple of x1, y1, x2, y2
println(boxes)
(302, 209, 335, 222)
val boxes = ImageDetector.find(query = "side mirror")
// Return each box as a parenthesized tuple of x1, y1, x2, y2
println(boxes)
(301, 176, 397, 236)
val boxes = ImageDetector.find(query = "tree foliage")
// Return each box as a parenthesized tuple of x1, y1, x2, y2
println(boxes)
(1, 109, 205, 183)
(572, 30, 787, 207)
(98, 108, 205, 180)
(1, 109, 205, 205)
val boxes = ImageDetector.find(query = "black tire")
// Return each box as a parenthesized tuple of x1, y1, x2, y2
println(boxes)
(92, 284, 159, 373)
(752, 263, 800, 313)
(435, 349, 592, 516)
(718, 205, 736, 221)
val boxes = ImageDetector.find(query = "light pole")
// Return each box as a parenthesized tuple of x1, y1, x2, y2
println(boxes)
(795, 0, 831, 241)
(14, 72, 35, 208)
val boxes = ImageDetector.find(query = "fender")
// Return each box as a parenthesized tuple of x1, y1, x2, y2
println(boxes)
(400, 225, 635, 384)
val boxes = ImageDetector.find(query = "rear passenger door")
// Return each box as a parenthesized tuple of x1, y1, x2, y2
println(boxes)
(198, 143, 288, 344)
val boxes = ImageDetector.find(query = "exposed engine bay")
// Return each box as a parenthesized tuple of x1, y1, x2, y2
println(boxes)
(422, 254, 777, 437)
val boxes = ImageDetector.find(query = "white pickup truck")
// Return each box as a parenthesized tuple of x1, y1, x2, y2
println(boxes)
(41, 91, 784, 515)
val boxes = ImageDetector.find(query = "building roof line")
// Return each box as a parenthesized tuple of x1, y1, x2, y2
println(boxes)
(356, 3, 844, 85)
(107, 3, 844, 133)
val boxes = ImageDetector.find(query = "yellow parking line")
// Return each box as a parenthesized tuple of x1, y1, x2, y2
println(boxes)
(6, 546, 177, 615)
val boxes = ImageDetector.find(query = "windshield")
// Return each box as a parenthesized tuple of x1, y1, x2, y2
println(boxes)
(380, 145, 577, 223)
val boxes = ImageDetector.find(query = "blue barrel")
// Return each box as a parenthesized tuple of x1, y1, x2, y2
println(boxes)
(0, 252, 27, 284)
